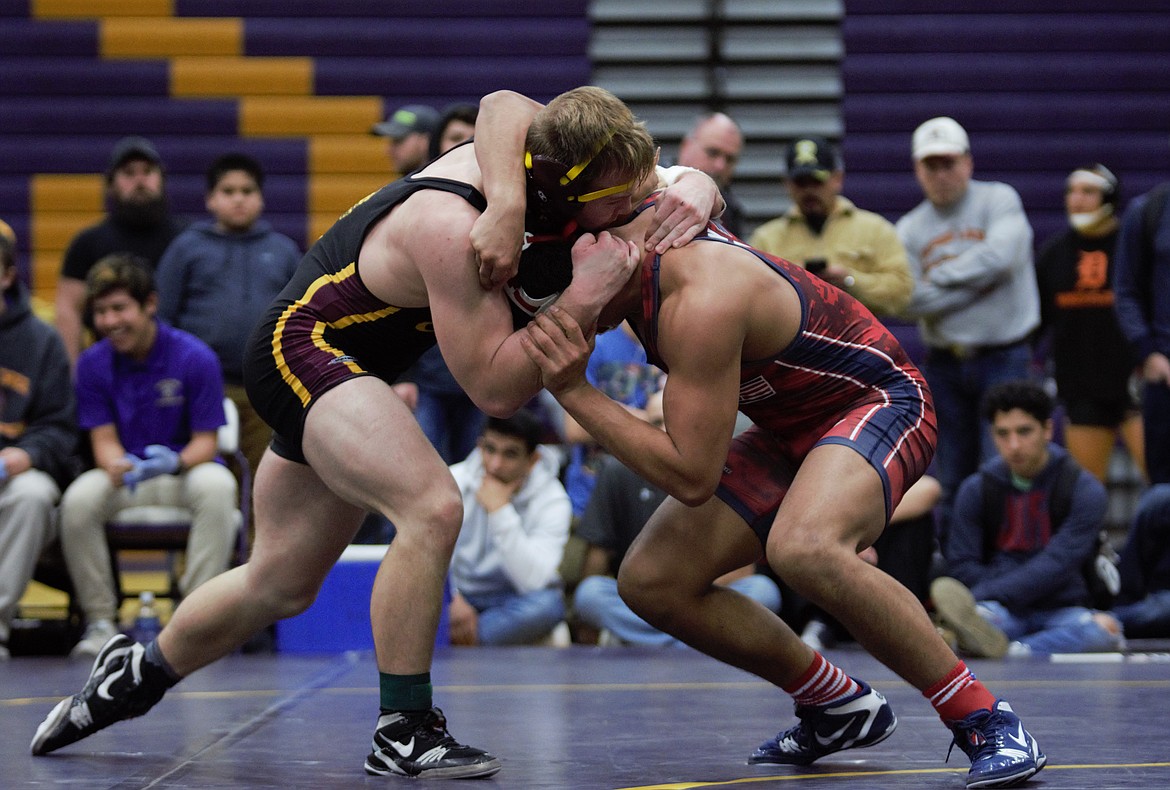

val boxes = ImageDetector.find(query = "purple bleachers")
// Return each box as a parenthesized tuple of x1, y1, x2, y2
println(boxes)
(0, 176, 27, 214)
(843, 2, 1170, 245)
(1, 97, 239, 136)
(0, 136, 305, 176)
(178, 0, 587, 18)
(313, 57, 589, 100)
(0, 20, 98, 55)
(0, 58, 168, 96)
(245, 18, 589, 58)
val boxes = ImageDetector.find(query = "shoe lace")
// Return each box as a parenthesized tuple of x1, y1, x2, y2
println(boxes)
(946, 708, 1004, 764)
(418, 707, 460, 747)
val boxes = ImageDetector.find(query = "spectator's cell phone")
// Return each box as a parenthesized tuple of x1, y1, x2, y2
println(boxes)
(805, 258, 828, 275)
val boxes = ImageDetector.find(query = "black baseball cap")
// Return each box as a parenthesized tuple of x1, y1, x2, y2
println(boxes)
(107, 136, 163, 175)
(371, 104, 440, 140)
(785, 137, 840, 182)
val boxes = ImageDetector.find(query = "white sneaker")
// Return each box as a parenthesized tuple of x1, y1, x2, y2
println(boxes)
(70, 620, 120, 660)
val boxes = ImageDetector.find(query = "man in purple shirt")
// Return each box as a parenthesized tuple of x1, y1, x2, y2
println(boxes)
(58, 255, 237, 658)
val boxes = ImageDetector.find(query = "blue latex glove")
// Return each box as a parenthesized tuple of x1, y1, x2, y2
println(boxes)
(122, 444, 182, 491)
(0, 456, 8, 484)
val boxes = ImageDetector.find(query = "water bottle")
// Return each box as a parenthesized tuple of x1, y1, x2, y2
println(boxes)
(132, 591, 162, 644)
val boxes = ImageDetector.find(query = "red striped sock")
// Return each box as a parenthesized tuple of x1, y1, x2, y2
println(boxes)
(783, 652, 861, 708)
(924, 661, 997, 723)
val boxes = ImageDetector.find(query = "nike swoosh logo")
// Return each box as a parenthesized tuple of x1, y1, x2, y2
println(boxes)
(815, 720, 856, 747)
(1007, 724, 1029, 749)
(96, 660, 128, 701)
(388, 737, 415, 758)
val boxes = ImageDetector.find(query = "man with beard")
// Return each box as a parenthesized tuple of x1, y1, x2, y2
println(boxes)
(750, 137, 911, 320)
(54, 137, 187, 364)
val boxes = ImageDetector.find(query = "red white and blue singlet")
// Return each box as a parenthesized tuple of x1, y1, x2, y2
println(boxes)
(639, 221, 937, 541)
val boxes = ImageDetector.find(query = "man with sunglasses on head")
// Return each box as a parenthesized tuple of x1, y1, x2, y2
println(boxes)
(31, 86, 722, 780)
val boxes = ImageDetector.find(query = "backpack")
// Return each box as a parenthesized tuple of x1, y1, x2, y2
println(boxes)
(979, 455, 1120, 609)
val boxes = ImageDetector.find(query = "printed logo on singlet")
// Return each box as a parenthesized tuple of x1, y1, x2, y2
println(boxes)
(328, 355, 360, 366)
(739, 376, 776, 404)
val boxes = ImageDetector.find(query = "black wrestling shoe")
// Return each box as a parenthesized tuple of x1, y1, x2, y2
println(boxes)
(30, 634, 167, 755)
(364, 706, 501, 779)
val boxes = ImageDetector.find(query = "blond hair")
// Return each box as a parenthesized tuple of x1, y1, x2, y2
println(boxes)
(526, 86, 656, 192)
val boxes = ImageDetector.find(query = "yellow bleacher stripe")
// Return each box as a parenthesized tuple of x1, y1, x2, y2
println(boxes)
(308, 135, 392, 174)
(239, 96, 383, 137)
(308, 173, 390, 217)
(171, 56, 313, 97)
(33, 0, 173, 17)
(101, 18, 242, 58)
(30, 173, 104, 214)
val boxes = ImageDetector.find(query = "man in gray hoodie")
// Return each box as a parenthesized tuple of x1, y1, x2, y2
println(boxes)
(0, 224, 78, 660)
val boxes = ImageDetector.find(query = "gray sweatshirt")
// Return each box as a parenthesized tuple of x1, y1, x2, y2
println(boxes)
(897, 179, 1039, 348)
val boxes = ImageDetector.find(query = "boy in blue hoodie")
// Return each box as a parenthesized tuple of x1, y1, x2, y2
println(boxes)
(155, 153, 300, 475)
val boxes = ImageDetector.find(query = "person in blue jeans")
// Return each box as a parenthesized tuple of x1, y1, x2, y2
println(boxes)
(447, 410, 571, 646)
(1112, 483, 1170, 638)
(932, 380, 1124, 657)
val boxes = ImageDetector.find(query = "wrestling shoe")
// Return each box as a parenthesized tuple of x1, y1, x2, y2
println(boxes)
(364, 706, 501, 779)
(31, 634, 168, 755)
(948, 700, 1046, 788)
(748, 679, 897, 766)
(931, 577, 1010, 659)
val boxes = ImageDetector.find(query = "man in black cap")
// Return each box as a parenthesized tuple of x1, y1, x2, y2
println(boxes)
(54, 136, 186, 364)
(371, 103, 441, 177)
(750, 136, 911, 320)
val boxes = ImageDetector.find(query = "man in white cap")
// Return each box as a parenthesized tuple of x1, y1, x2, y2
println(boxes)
(371, 103, 441, 177)
(896, 117, 1039, 545)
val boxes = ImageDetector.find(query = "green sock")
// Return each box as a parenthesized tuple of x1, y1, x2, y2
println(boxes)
(379, 672, 433, 712)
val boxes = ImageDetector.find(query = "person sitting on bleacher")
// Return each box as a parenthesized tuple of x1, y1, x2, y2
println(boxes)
(1112, 483, 1170, 639)
(0, 223, 79, 660)
(447, 409, 571, 646)
(59, 255, 237, 658)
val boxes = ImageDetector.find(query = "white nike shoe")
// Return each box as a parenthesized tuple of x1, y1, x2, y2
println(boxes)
(749, 679, 897, 766)
(364, 706, 501, 778)
(31, 634, 167, 755)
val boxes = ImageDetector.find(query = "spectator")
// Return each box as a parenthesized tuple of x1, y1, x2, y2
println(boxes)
(750, 137, 912, 319)
(1112, 483, 1170, 638)
(59, 255, 237, 658)
(1035, 164, 1143, 482)
(897, 117, 1039, 543)
(0, 224, 78, 660)
(931, 380, 1123, 658)
(429, 102, 479, 161)
(447, 410, 571, 646)
(676, 112, 746, 237)
(156, 152, 300, 477)
(55, 136, 187, 365)
(573, 390, 782, 646)
(1113, 177, 1170, 484)
(371, 103, 440, 177)
(398, 103, 487, 464)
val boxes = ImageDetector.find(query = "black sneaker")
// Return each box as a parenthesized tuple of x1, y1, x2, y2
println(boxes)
(749, 679, 897, 766)
(364, 706, 501, 779)
(30, 634, 167, 755)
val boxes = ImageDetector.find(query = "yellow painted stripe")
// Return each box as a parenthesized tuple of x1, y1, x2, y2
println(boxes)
(307, 173, 389, 217)
(308, 135, 390, 174)
(33, 0, 173, 17)
(239, 96, 382, 137)
(271, 263, 398, 407)
(101, 18, 242, 58)
(171, 56, 313, 97)
(31, 174, 104, 214)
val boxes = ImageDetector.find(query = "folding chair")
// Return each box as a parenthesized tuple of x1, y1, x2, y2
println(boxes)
(104, 397, 252, 602)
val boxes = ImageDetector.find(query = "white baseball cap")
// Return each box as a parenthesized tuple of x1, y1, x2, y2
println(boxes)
(912, 116, 970, 160)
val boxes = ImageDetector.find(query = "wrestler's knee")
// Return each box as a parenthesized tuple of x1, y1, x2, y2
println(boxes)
(616, 546, 676, 626)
